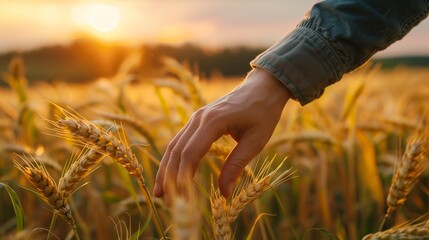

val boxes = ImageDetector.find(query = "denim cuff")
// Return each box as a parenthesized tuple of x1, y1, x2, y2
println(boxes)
(250, 27, 344, 106)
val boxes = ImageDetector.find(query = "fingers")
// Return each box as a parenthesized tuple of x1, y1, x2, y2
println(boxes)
(162, 121, 200, 196)
(153, 117, 196, 197)
(176, 124, 223, 187)
(153, 132, 182, 197)
(154, 107, 226, 198)
(218, 129, 269, 198)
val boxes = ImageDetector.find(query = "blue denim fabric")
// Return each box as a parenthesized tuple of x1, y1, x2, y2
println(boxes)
(251, 0, 429, 105)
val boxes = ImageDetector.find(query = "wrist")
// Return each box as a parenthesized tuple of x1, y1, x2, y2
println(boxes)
(246, 68, 292, 106)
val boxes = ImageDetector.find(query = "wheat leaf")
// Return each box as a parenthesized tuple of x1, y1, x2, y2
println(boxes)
(0, 182, 25, 231)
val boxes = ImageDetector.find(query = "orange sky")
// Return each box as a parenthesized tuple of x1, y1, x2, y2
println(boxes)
(0, 0, 428, 57)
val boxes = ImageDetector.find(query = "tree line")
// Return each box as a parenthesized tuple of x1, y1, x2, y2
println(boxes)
(0, 38, 265, 84)
(1, 38, 427, 84)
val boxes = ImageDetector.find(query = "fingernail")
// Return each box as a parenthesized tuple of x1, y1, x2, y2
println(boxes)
(153, 183, 160, 196)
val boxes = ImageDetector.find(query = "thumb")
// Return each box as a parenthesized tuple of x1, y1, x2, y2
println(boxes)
(218, 130, 268, 198)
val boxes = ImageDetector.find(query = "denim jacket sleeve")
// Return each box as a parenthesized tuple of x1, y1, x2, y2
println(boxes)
(250, 0, 429, 105)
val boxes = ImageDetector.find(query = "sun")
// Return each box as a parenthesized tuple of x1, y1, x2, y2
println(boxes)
(72, 3, 121, 33)
(89, 4, 120, 32)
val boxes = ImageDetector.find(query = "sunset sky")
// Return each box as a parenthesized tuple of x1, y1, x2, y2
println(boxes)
(0, 0, 428, 57)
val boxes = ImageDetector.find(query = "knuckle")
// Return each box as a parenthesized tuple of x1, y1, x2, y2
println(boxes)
(229, 159, 247, 173)
(202, 108, 223, 125)
(169, 147, 181, 161)
(181, 147, 194, 160)
(191, 108, 206, 120)
(165, 142, 175, 153)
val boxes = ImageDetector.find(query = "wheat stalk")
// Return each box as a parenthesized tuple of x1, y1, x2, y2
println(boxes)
(268, 131, 338, 148)
(50, 109, 166, 239)
(14, 156, 76, 229)
(153, 79, 192, 101)
(163, 57, 205, 108)
(377, 130, 429, 232)
(386, 131, 429, 217)
(172, 196, 200, 240)
(54, 118, 145, 184)
(209, 143, 231, 160)
(211, 186, 231, 240)
(209, 156, 295, 239)
(227, 175, 272, 223)
(381, 116, 419, 131)
(58, 149, 104, 198)
(227, 157, 295, 223)
(97, 111, 161, 157)
(364, 220, 429, 240)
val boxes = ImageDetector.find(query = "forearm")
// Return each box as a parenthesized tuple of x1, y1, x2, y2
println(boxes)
(251, 0, 429, 105)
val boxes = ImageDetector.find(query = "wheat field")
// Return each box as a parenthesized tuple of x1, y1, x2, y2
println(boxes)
(0, 55, 429, 240)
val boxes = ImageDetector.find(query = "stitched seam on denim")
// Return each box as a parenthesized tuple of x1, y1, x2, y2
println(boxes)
(387, 1, 429, 45)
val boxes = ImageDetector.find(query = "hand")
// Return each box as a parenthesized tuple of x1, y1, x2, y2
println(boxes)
(153, 68, 291, 198)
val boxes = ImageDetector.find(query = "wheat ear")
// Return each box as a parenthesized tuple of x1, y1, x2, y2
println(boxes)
(211, 185, 231, 240)
(364, 220, 429, 240)
(58, 149, 104, 198)
(14, 156, 76, 228)
(386, 131, 429, 217)
(227, 157, 295, 223)
(97, 111, 161, 158)
(52, 114, 166, 239)
(55, 118, 145, 183)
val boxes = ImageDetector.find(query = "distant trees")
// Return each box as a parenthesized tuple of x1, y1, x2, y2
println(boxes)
(1, 37, 427, 84)
(0, 38, 265, 84)
(140, 44, 265, 79)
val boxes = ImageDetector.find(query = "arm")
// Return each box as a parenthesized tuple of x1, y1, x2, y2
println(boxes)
(154, 0, 429, 198)
(252, 0, 429, 105)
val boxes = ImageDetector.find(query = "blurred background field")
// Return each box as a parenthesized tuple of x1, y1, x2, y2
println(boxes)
(1, 53, 429, 240)
(1, 1, 429, 240)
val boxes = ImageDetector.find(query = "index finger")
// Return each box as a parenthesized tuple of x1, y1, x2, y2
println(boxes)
(153, 120, 193, 197)
(177, 122, 225, 190)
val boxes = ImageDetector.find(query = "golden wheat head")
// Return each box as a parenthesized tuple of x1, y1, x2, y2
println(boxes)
(385, 130, 429, 217)
(211, 184, 231, 240)
(363, 219, 429, 240)
(49, 108, 145, 186)
(14, 155, 76, 228)
(58, 149, 104, 198)
(227, 156, 296, 223)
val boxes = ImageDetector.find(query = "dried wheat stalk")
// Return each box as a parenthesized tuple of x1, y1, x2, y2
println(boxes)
(227, 157, 295, 223)
(54, 118, 145, 185)
(58, 149, 104, 198)
(173, 196, 200, 240)
(364, 220, 429, 240)
(386, 131, 429, 217)
(97, 111, 161, 157)
(209, 143, 231, 160)
(14, 156, 76, 228)
(211, 187, 231, 240)
(209, 156, 295, 239)
(227, 175, 272, 223)
(51, 111, 166, 239)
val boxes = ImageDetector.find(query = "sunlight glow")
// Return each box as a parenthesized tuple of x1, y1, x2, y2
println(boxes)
(72, 3, 120, 33)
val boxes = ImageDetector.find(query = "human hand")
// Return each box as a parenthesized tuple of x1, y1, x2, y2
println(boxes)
(153, 68, 291, 198)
